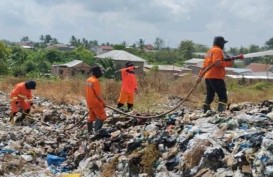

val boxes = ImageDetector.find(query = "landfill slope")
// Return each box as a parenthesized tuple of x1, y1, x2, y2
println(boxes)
(1, 90, 273, 177)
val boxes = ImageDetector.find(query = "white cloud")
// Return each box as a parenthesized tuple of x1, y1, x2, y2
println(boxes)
(0, 0, 272, 47)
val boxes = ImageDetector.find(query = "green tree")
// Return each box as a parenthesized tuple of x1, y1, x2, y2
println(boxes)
(70, 35, 77, 46)
(178, 40, 195, 61)
(154, 49, 175, 64)
(265, 37, 273, 49)
(154, 37, 165, 50)
(71, 46, 95, 65)
(45, 49, 63, 63)
(9, 46, 27, 66)
(21, 36, 30, 42)
(40, 35, 44, 42)
(12, 66, 26, 77)
(23, 60, 36, 73)
(113, 44, 126, 50)
(138, 39, 145, 50)
(89, 40, 98, 47)
(96, 58, 116, 79)
(228, 47, 238, 55)
(51, 38, 58, 45)
(44, 34, 53, 44)
(249, 44, 260, 53)
(194, 43, 208, 52)
(37, 60, 51, 73)
(0, 42, 10, 75)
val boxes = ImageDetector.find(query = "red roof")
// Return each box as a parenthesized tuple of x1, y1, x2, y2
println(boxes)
(145, 44, 154, 50)
(100, 45, 113, 50)
(246, 63, 273, 72)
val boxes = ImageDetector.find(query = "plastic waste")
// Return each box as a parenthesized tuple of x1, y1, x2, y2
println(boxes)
(46, 154, 65, 166)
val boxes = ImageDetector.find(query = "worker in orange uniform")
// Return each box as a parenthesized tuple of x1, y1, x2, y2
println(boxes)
(116, 62, 139, 112)
(85, 66, 107, 133)
(199, 36, 234, 113)
(10, 80, 36, 123)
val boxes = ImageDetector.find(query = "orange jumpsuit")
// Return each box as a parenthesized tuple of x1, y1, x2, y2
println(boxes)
(85, 76, 107, 122)
(202, 46, 233, 79)
(201, 46, 233, 106)
(118, 66, 138, 105)
(10, 82, 33, 113)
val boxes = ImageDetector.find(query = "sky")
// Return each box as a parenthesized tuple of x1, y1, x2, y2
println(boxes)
(0, 0, 272, 48)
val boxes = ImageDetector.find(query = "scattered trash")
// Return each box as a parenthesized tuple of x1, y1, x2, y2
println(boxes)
(1, 93, 273, 176)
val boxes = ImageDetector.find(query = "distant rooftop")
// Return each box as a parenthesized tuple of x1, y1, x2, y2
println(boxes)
(246, 63, 273, 72)
(227, 74, 273, 80)
(96, 50, 146, 62)
(225, 67, 252, 74)
(53, 60, 83, 67)
(184, 58, 204, 64)
(144, 64, 191, 71)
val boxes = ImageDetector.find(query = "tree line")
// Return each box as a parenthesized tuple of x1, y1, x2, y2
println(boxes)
(0, 34, 273, 77)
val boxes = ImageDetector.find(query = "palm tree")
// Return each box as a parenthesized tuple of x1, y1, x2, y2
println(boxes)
(96, 58, 116, 79)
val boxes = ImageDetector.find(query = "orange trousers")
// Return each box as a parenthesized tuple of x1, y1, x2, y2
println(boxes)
(87, 103, 107, 122)
(11, 100, 31, 113)
(117, 91, 134, 104)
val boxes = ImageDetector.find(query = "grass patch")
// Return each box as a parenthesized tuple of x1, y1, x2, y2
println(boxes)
(101, 156, 119, 177)
(1, 75, 273, 112)
(140, 144, 160, 175)
(250, 81, 272, 91)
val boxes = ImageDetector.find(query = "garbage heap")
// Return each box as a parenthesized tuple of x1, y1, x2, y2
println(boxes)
(1, 91, 273, 177)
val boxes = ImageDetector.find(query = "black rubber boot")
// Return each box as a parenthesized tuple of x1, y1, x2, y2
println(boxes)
(87, 122, 93, 133)
(127, 103, 133, 112)
(203, 103, 211, 113)
(117, 103, 127, 112)
(117, 103, 124, 108)
(217, 102, 226, 112)
(16, 109, 30, 123)
(94, 119, 103, 133)
(9, 112, 17, 124)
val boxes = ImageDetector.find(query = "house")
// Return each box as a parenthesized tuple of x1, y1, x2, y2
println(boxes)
(46, 43, 74, 51)
(18, 42, 34, 49)
(184, 58, 204, 67)
(227, 72, 273, 83)
(225, 67, 252, 75)
(144, 44, 154, 51)
(51, 60, 91, 78)
(246, 63, 273, 72)
(193, 52, 206, 58)
(93, 45, 114, 55)
(95, 50, 147, 74)
(144, 65, 191, 75)
(184, 58, 204, 75)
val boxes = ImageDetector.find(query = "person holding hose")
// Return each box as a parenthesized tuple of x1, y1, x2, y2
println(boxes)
(199, 36, 234, 113)
(10, 80, 36, 124)
(85, 66, 107, 134)
(116, 61, 139, 112)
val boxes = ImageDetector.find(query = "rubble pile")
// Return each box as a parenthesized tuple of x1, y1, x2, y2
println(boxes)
(1, 91, 273, 176)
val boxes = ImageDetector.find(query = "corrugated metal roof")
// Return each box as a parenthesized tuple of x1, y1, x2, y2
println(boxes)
(99, 45, 113, 50)
(194, 52, 206, 56)
(227, 70, 273, 79)
(227, 74, 273, 80)
(144, 65, 191, 71)
(225, 67, 252, 74)
(246, 63, 273, 72)
(96, 50, 146, 62)
(53, 60, 83, 67)
(184, 58, 204, 64)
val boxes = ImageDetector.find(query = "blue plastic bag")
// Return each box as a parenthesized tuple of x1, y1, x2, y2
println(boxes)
(46, 154, 65, 166)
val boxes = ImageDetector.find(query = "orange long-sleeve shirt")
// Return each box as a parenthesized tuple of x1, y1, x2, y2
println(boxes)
(85, 76, 104, 107)
(10, 82, 32, 102)
(121, 66, 137, 94)
(202, 46, 233, 79)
